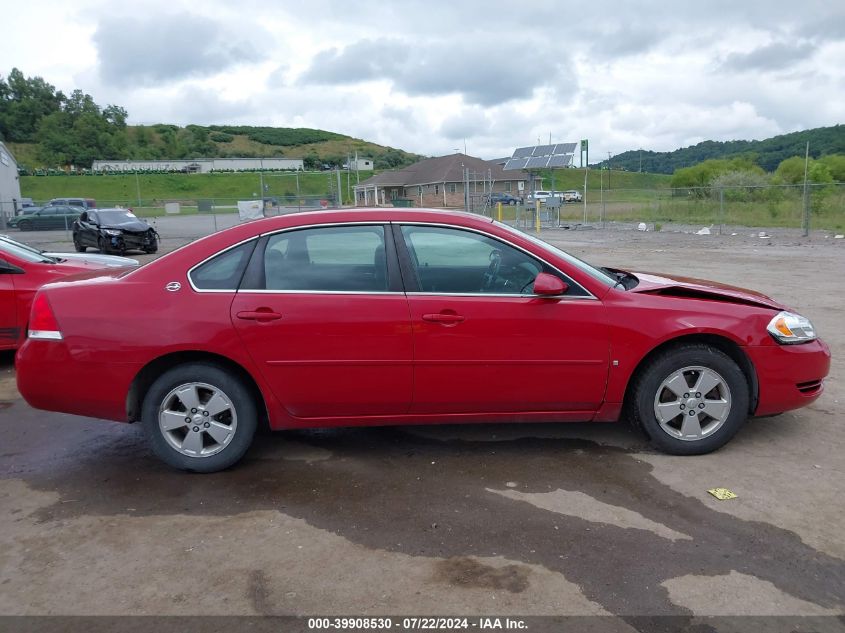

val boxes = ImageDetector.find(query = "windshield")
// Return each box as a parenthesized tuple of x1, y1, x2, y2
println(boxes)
(0, 236, 56, 263)
(493, 221, 617, 287)
(98, 210, 140, 224)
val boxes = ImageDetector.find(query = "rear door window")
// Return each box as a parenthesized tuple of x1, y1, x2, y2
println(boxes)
(260, 225, 388, 292)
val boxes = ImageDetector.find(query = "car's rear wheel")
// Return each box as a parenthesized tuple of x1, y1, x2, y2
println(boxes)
(73, 235, 86, 252)
(627, 344, 749, 455)
(141, 363, 258, 472)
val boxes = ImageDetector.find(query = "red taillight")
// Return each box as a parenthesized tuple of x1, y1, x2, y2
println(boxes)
(28, 293, 63, 340)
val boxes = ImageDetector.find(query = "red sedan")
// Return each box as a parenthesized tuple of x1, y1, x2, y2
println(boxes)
(16, 210, 830, 472)
(0, 236, 133, 351)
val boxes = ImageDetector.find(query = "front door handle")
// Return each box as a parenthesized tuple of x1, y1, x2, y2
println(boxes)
(422, 313, 465, 324)
(236, 308, 282, 322)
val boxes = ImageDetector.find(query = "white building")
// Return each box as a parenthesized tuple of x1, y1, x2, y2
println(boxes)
(92, 157, 304, 173)
(0, 142, 22, 219)
(345, 158, 374, 171)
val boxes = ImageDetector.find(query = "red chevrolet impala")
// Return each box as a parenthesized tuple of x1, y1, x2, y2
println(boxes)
(16, 210, 830, 472)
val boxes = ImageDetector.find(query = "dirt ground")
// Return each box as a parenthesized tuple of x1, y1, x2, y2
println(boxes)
(1, 224, 843, 629)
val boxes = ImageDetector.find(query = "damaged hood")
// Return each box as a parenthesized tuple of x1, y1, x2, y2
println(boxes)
(629, 271, 785, 310)
(100, 218, 154, 232)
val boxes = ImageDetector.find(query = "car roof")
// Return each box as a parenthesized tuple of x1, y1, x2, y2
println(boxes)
(128, 208, 495, 280)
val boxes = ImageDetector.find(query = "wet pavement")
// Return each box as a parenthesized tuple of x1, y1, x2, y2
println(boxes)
(1, 227, 843, 629)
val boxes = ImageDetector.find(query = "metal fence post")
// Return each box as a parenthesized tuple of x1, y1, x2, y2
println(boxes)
(719, 188, 724, 235)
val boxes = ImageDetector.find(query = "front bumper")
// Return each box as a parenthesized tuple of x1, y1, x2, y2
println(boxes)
(747, 338, 831, 416)
(107, 230, 156, 250)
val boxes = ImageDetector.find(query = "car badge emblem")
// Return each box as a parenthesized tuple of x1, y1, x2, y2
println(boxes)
(165, 282, 181, 292)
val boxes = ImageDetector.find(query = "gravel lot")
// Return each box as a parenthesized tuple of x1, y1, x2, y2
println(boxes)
(1, 217, 843, 629)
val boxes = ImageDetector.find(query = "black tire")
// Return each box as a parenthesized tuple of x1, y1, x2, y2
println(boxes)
(143, 239, 158, 254)
(18, 220, 32, 231)
(73, 235, 86, 252)
(98, 236, 109, 254)
(141, 363, 258, 472)
(626, 344, 749, 455)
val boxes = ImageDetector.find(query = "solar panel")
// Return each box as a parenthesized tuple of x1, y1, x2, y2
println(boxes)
(532, 144, 556, 157)
(507, 141, 578, 169)
(525, 156, 549, 169)
(547, 154, 574, 168)
(553, 143, 577, 155)
(503, 158, 529, 170)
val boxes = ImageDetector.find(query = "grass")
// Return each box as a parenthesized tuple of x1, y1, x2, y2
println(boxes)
(20, 170, 370, 206)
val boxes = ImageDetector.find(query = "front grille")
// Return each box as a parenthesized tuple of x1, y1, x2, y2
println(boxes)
(796, 379, 823, 395)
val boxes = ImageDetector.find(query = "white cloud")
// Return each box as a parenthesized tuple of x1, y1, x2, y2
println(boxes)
(1, 0, 843, 160)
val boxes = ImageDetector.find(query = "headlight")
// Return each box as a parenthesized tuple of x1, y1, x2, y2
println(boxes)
(103, 229, 121, 236)
(766, 311, 816, 344)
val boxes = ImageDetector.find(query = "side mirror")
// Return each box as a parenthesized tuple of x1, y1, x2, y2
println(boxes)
(533, 272, 568, 296)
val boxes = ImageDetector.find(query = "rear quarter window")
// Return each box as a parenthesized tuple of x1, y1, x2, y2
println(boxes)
(189, 241, 256, 291)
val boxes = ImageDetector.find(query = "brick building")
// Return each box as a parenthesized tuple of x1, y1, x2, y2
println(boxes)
(354, 153, 530, 208)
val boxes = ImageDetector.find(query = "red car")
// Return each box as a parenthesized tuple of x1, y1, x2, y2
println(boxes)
(16, 210, 830, 472)
(0, 236, 133, 351)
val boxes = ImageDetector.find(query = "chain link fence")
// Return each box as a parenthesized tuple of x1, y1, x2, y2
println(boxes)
(2, 182, 842, 244)
(468, 183, 844, 235)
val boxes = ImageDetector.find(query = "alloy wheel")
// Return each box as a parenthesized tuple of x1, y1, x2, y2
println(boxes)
(653, 366, 732, 441)
(158, 382, 238, 457)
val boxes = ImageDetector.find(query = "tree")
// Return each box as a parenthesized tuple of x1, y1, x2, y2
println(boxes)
(774, 156, 838, 185)
(34, 87, 130, 167)
(0, 68, 65, 142)
(818, 154, 845, 182)
(670, 157, 762, 192)
(103, 105, 128, 129)
(709, 170, 771, 201)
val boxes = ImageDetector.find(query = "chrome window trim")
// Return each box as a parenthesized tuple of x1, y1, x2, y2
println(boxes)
(236, 290, 403, 296)
(404, 291, 597, 301)
(186, 220, 597, 299)
(395, 221, 597, 300)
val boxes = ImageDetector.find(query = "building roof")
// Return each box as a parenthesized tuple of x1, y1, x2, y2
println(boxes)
(356, 153, 528, 188)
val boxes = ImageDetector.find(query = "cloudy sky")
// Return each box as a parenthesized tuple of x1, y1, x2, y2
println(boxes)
(3, 1, 844, 159)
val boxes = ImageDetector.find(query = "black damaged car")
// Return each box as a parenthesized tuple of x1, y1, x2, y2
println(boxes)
(73, 208, 159, 255)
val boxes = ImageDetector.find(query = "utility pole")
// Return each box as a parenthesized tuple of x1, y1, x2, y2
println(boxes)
(802, 141, 810, 237)
(336, 168, 342, 207)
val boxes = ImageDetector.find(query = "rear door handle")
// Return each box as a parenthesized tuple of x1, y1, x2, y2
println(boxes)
(236, 308, 282, 322)
(422, 313, 465, 324)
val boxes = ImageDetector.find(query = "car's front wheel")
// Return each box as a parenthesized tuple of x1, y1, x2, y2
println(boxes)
(73, 234, 86, 252)
(627, 344, 749, 454)
(141, 363, 258, 472)
(18, 220, 32, 231)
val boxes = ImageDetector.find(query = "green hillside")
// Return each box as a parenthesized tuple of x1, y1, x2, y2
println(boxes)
(10, 124, 420, 173)
(1, 68, 421, 171)
(603, 125, 845, 174)
(20, 171, 366, 206)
